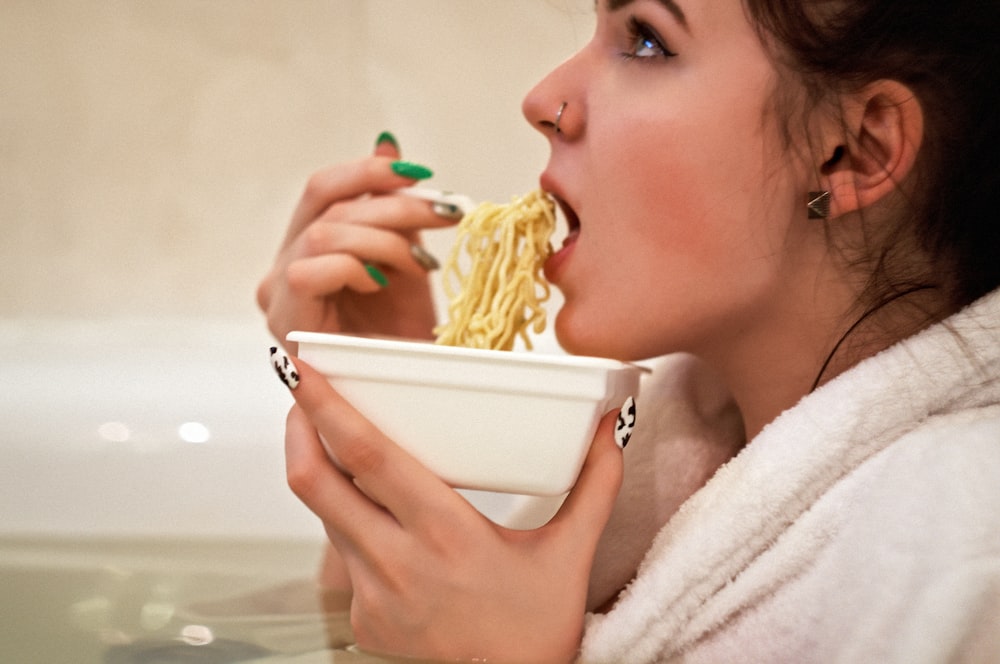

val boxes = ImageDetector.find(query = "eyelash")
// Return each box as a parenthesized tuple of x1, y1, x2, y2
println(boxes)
(620, 16, 677, 61)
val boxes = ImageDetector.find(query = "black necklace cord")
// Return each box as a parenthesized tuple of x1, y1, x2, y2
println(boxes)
(810, 285, 937, 392)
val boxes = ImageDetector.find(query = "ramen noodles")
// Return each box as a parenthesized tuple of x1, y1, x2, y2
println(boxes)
(434, 190, 556, 351)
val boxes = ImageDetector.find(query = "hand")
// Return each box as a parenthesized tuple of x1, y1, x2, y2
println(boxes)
(257, 135, 456, 349)
(282, 357, 626, 663)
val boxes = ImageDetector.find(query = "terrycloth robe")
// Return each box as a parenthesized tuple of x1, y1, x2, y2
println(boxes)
(580, 288, 1000, 663)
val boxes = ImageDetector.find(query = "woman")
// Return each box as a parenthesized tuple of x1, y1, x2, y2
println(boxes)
(258, 0, 1000, 661)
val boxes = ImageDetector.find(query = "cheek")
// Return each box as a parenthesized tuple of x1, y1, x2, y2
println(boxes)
(595, 133, 745, 270)
(556, 151, 794, 358)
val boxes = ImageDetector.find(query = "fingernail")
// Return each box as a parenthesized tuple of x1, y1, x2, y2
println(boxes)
(375, 130, 399, 150)
(391, 160, 433, 180)
(615, 396, 636, 449)
(365, 263, 389, 287)
(431, 201, 465, 219)
(410, 244, 440, 271)
(270, 346, 300, 390)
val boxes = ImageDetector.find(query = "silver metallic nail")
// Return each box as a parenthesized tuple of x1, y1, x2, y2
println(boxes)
(393, 187, 475, 218)
(270, 346, 300, 390)
(431, 201, 464, 219)
(615, 396, 636, 449)
(410, 244, 440, 271)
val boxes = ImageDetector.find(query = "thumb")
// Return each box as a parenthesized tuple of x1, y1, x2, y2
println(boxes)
(546, 396, 636, 547)
(373, 130, 401, 158)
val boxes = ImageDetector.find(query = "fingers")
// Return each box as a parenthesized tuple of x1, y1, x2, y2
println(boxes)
(373, 131, 401, 159)
(317, 542, 354, 593)
(285, 403, 396, 542)
(289, 220, 424, 285)
(284, 156, 423, 245)
(545, 404, 629, 557)
(315, 190, 459, 234)
(283, 356, 469, 532)
(269, 133, 455, 305)
(283, 254, 382, 299)
(283, 131, 457, 252)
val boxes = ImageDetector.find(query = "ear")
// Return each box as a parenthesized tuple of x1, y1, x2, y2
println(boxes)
(817, 80, 924, 219)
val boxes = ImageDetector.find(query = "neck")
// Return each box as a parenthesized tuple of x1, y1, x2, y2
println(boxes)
(706, 284, 949, 441)
(705, 328, 825, 442)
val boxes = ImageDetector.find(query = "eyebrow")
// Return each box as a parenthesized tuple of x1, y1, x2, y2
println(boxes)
(602, 0, 689, 31)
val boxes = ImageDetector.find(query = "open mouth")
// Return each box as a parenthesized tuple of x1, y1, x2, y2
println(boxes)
(543, 194, 580, 281)
(553, 195, 580, 247)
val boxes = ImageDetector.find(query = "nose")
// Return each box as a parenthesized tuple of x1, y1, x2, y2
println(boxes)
(522, 54, 584, 140)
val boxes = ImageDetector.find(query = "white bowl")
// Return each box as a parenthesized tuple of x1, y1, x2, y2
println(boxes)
(288, 332, 643, 496)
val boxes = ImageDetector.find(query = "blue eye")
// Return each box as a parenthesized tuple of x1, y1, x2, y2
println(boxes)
(622, 17, 676, 60)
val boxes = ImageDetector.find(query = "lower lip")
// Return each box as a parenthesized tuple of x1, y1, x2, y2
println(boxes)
(544, 230, 579, 283)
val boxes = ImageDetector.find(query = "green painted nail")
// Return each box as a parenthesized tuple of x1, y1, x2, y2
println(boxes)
(375, 131, 399, 149)
(391, 160, 433, 180)
(365, 263, 389, 287)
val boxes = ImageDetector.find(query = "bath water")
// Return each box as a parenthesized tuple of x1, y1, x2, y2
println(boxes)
(0, 536, 394, 663)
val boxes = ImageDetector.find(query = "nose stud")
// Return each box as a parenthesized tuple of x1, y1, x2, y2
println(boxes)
(553, 102, 568, 134)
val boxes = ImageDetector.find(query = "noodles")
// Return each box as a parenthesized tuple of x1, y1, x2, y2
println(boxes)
(434, 190, 556, 351)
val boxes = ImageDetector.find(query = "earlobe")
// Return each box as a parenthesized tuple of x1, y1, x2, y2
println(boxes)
(818, 80, 924, 219)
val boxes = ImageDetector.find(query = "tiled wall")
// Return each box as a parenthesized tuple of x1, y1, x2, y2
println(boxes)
(1, 0, 592, 322)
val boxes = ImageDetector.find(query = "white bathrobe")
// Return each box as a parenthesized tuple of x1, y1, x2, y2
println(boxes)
(580, 288, 1000, 663)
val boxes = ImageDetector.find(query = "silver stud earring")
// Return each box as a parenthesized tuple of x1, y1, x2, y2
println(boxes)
(807, 190, 831, 219)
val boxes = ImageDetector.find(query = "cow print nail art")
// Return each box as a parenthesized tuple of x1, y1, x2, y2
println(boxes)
(270, 346, 300, 389)
(615, 396, 636, 449)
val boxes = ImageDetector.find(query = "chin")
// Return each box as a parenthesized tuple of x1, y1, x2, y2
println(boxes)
(554, 311, 634, 362)
(554, 304, 670, 362)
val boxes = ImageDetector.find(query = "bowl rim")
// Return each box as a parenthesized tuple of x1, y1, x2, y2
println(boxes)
(287, 331, 646, 372)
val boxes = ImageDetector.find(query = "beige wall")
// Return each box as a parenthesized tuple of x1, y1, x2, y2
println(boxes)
(1, 0, 593, 322)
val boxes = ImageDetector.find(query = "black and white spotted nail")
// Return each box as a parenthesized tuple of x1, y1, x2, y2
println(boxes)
(270, 346, 300, 390)
(615, 396, 636, 449)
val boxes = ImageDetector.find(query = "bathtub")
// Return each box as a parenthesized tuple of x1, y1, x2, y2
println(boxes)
(0, 317, 546, 662)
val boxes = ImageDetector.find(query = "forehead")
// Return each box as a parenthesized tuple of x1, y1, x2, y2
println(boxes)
(606, 0, 690, 27)
(603, 0, 681, 10)
(597, 0, 755, 34)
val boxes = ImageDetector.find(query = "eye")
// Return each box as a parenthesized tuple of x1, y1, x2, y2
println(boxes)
(622, 17, 676, 61)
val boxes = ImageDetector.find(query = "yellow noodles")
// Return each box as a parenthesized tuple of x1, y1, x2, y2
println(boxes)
(434, 190, 556, 351)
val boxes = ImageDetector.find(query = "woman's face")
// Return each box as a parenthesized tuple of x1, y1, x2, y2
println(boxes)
(523, 0, 814, 362)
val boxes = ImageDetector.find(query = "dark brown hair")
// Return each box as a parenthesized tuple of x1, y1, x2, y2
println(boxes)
(745, 0, 1000, 310)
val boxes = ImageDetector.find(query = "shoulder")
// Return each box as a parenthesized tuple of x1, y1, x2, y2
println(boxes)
(863, 403, 1000, 501)
(765, 405, 1000, 661)
(843, 403, 1000, 547)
